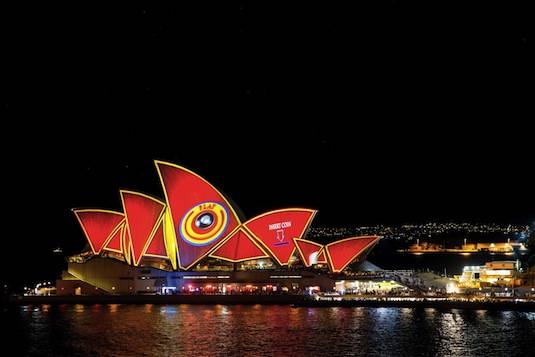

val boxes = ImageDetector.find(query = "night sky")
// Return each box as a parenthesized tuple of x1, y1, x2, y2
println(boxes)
(2, 2, 532, 284)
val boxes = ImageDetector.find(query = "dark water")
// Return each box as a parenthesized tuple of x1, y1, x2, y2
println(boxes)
(5, 304, 535, 356)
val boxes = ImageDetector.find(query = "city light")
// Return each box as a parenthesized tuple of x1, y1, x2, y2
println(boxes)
(446, 283, 459, 294)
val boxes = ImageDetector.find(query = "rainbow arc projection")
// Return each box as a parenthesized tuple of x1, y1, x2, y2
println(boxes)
(73, 160, 379, 272)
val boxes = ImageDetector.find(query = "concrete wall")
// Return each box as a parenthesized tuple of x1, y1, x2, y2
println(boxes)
(56, 279, 107, 296)
(63, 256, 335, 295)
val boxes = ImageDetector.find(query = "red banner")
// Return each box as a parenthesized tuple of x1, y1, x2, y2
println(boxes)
(243, 209, 316, 265)
(155, 161, 241, 269)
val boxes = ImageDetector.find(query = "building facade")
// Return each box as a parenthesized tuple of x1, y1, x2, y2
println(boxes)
(58, 161, 380, 295)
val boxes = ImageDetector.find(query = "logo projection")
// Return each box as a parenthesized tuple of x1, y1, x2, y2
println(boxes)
(179, 202, 229, 246)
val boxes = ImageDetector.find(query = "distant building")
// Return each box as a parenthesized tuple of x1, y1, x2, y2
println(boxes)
(334, 279, 405, 295)
(458, 260, 522, 288)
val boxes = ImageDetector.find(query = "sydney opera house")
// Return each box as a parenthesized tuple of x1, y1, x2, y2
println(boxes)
(57, 161, 380, 296)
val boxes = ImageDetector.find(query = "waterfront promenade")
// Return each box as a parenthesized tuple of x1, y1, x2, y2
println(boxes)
(7, 294, 535, 312)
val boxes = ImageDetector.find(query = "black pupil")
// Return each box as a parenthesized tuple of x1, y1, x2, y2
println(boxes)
(196, 213, 214, 229)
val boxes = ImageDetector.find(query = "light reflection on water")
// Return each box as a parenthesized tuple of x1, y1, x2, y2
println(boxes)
(4, 304, 535, 356)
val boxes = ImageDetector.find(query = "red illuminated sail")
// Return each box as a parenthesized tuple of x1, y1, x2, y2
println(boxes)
(144, 221, 167, 259)
(155, 161, 241, 269)
(122, 225, 132, 265)
(294, 238, 324, 267)
(210, 228, 269, 262)
(324, 236, 380, 272)
(103, 223, 124, 253)
(243, 209, 316, 265)
(73, 209, 125, 254)
(317, 250, 327, 263)
(121, 191, 166, 266)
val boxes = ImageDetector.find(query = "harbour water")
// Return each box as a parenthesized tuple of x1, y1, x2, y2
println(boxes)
(5, 304, 535, 356)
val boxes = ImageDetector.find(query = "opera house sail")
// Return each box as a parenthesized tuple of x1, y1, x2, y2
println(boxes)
(61, 161, 380, 295)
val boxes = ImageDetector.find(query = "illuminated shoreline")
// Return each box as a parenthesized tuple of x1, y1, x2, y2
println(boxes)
(398, 250, 521, 255)
(297, 297, 535, 311)
(7, 295, 535, 312)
